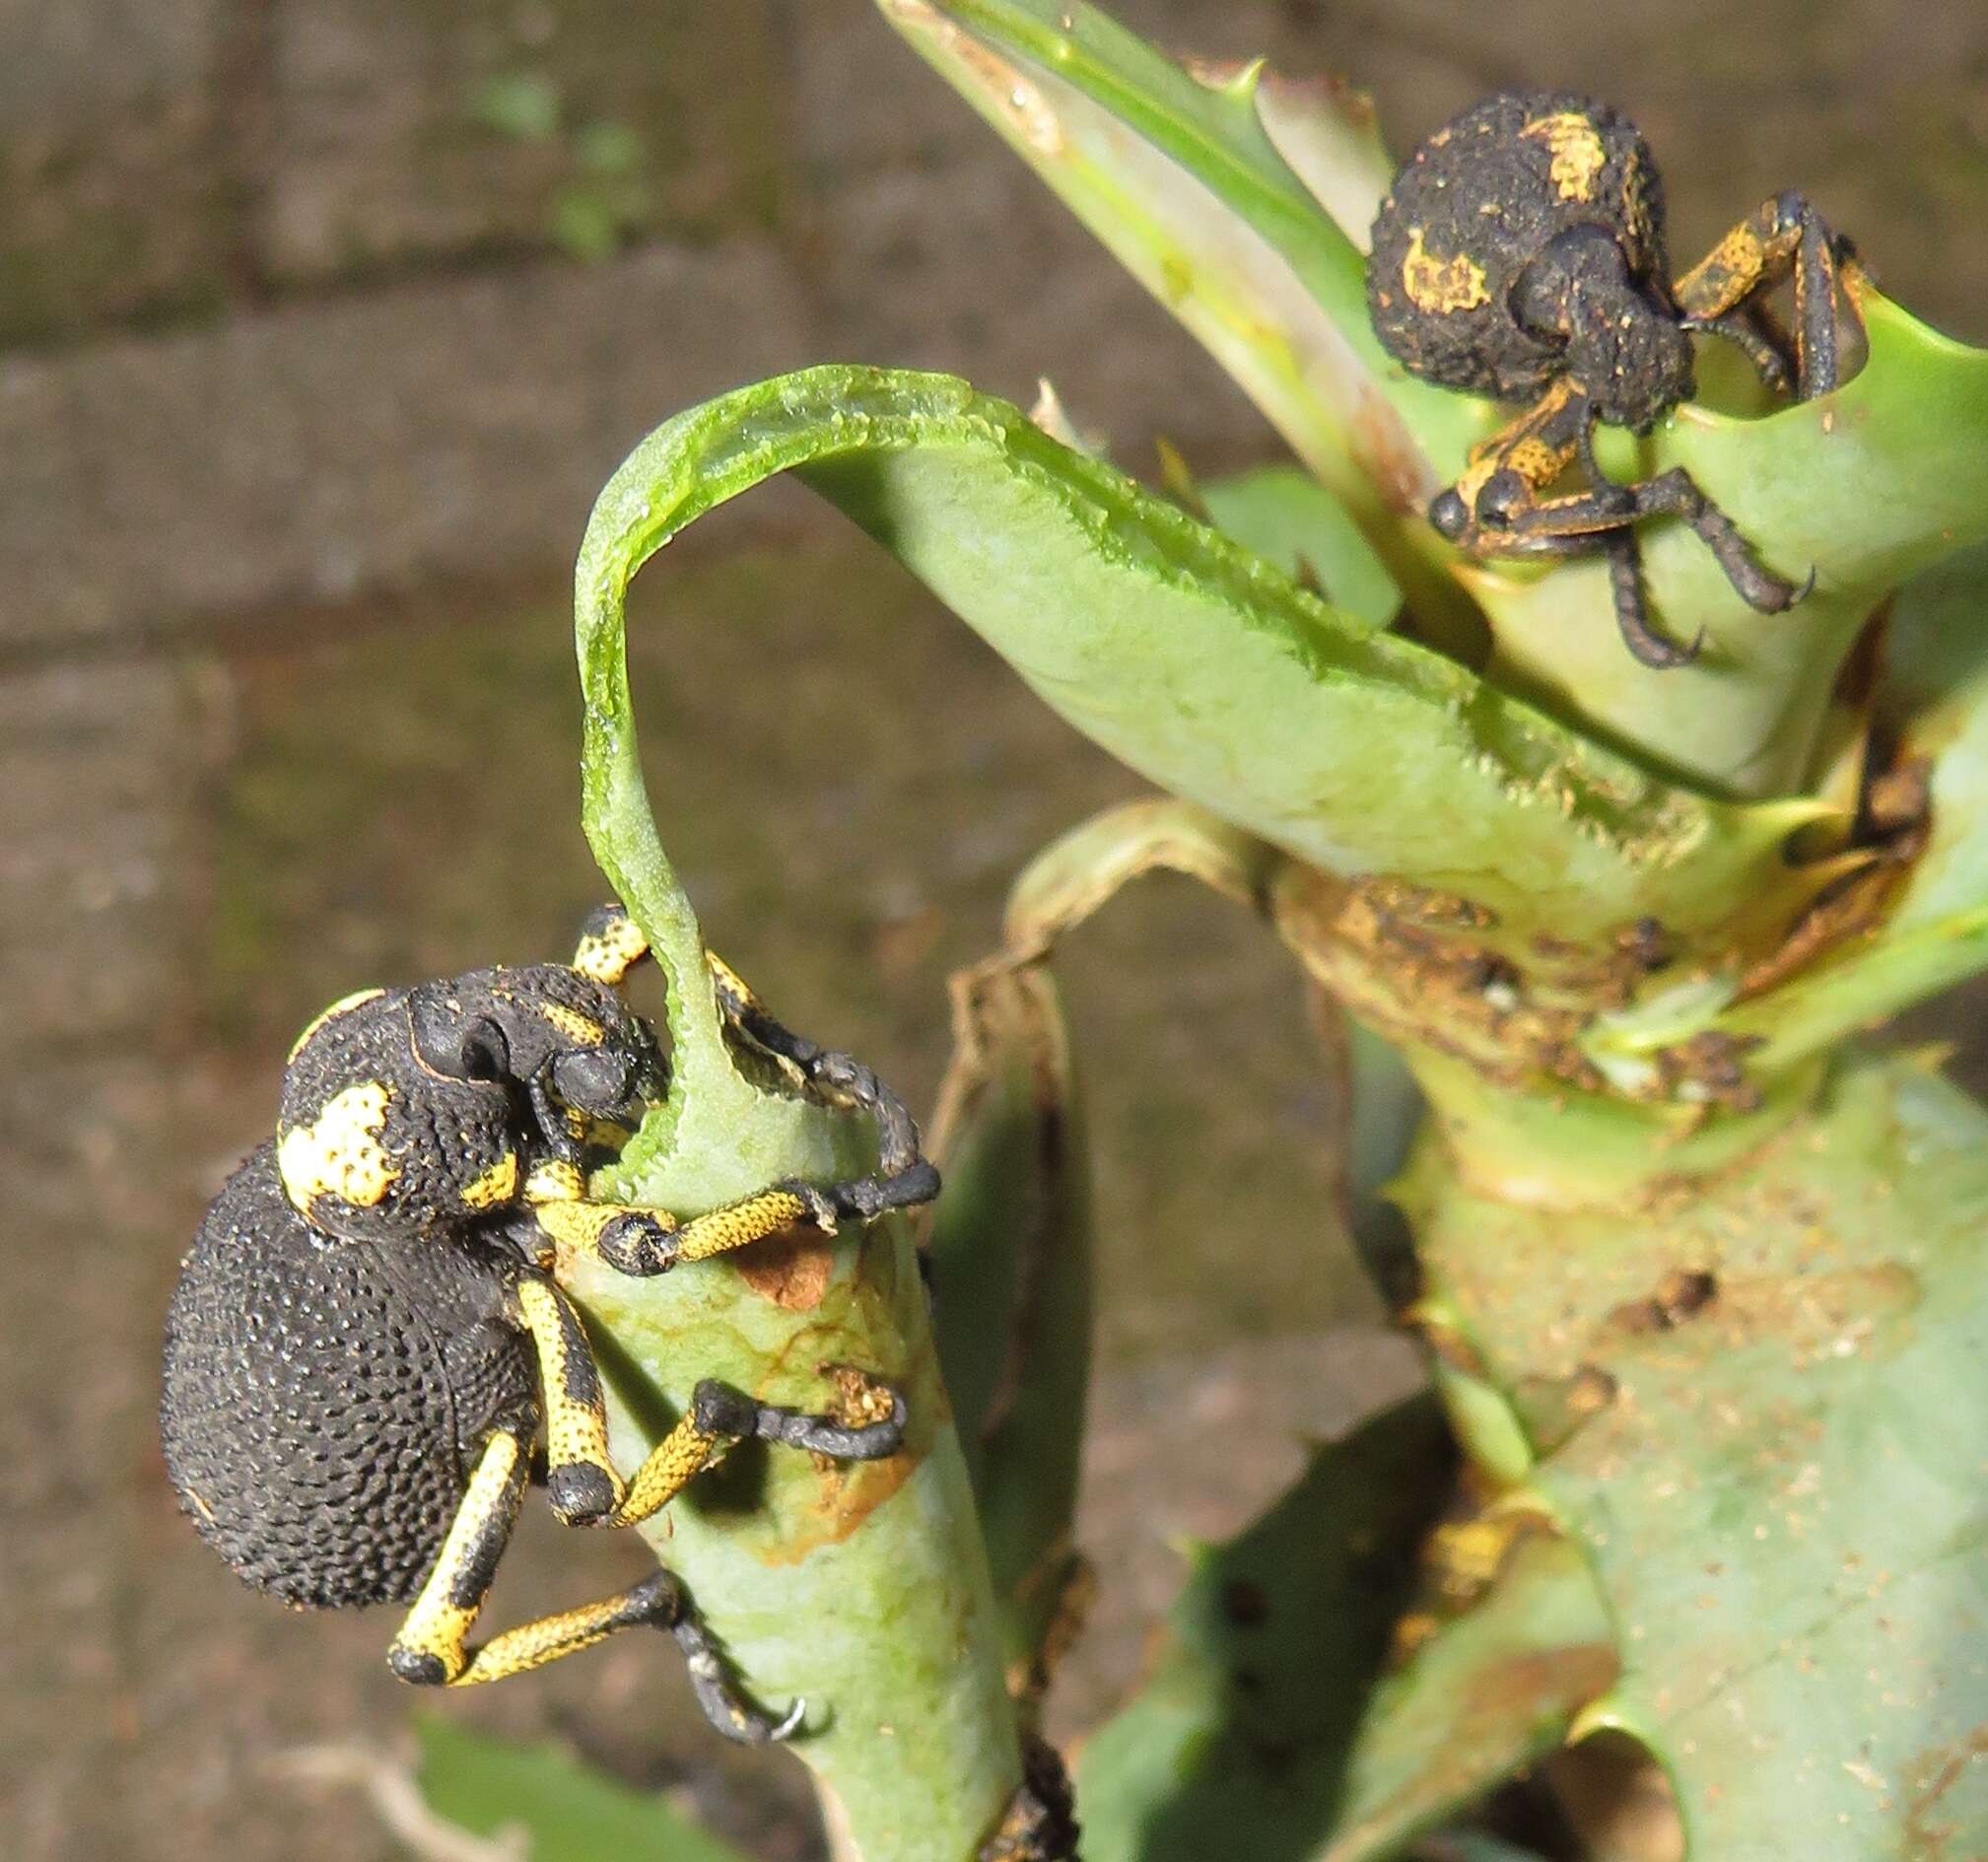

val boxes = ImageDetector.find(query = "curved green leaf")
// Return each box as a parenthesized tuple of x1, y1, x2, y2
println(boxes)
(573, 395, 1033, 1862)
(1200, 464, 1400, 630)
(578, 363, 1808, 957)
(877, 0, 1483, 637)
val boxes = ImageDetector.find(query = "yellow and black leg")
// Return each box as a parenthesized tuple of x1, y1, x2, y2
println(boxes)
(1675, 190, 1851, 399)
(511, 1273, 626, 1523)
(570, 902, 653, 989)
(560, 906, 939, 1258)
(1435, 379, 1802, 667)
(523, 1157, 832, 1278)
(609, 1374, 909, 1529)
(705, 951, 941, 1222)
(505, 1261, 908, 1530)
(384, 1426, 802, 1740)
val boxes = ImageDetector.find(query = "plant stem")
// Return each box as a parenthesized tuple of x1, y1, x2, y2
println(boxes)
(566, 463, 1027, 1861)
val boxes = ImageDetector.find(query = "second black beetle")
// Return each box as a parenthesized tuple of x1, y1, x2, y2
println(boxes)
(1368, 91, 1854, 666)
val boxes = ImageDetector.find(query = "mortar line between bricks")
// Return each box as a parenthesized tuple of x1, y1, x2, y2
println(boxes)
(212, 0, 279, 309)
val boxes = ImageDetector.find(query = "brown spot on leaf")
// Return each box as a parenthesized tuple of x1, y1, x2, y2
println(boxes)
(1903, 1721, 1988, 1858)
(1351, 385, 1437, 513)
(1517, 1362, 1620, 1454)
(734, 1230, 835, 1309)
(1222, 1577, 1271, 1628)
(1610, 1267, 1718, 1336)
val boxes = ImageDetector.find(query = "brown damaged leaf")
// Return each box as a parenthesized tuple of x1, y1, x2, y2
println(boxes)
(1319, 1510, 1617, 1862)
(925, 957, 1094, 1685)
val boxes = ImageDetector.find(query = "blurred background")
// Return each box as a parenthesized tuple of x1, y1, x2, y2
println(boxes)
(6, 1, 1988, 1856)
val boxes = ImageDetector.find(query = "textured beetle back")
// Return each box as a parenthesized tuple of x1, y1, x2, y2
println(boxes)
(1368, 91, 1667, 401)
(161, 1143, 529, 1607)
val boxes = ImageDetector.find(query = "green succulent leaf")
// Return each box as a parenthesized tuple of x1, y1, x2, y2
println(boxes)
(572, 403, 1034, 1862)
(576, 363, 1810, 959)
(1073, 1395, 1455, 1861)
(876, 0, 1484, 633)
(413, 1715, 752, 1862)
(1200, 464, 1401, 630)
(1398, 1048, 1988, 1858)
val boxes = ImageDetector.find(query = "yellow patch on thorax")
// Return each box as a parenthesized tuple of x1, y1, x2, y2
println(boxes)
(1402, 227, 1489, 314)
(459, 1150, 519, 1210)
(278, 1081, 398, 1209)
(287, 988, 386, 1063)
(1521, 111, 1607, 202)
(536, 1000, 604, 1046)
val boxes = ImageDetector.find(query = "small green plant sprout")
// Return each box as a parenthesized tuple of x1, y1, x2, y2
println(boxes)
(435, 1, 1985, 1855)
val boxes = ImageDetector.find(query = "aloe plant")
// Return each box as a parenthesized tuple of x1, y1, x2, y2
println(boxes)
(365, 4, 1988, 1858)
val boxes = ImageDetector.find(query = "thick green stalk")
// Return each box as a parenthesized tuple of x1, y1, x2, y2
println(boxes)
(1396, 1048, 1988, 1856)
(563, 455, 1024, 1861)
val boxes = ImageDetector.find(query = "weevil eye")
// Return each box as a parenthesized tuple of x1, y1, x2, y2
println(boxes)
(1430, 488, 1471, 539)
(550, 1045, 637, 1118)
(409, 987, 512, 1084)
(1475, 469, 1528, 525)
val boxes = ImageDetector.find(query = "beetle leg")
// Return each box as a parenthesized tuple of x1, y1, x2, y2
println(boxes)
(516, 1272, 905, 1527)
(570, 902, 652, 988)
(1605, 529, 1702, 669)
(1429, 378, 1593, 548)
(386, 1425, 532, 1686)
(609, 1374, 908, 1529)
(523, 1161, 831, 1276)
(1578, 426, 1701, 668)
(562, 908, 940, 1240)
(1682, 311, 1791, 396)
(1676, 191, 1851, 398)
(1507, 466, 1801, 613)
(1474, 448, 1801, 656)
(510, 1273, 626, 1523)
(1438, 399, 1794, 665)
(705, 951, 942, 1221)
(384, 1433, 800, 1739)
(507, 1261, 905, 1530)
